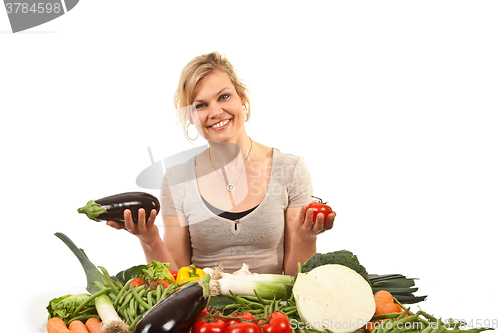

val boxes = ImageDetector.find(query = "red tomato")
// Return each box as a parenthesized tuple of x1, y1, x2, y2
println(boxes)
(192, 318, 227, 333)
(169, 270, 178, 279)
(150, 280, 170, 289)
(259, 312, 292, 333)
(225, 322, 261, 333)
(222, 312, 255, 326)
(198, 307, 222, 320)
(130, 278, 145, 287)
(198, 307, 210, 319)
(307, 196, 333, 222)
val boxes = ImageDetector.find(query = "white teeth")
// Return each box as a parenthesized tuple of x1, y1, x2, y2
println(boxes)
(212, 119, 229, 128)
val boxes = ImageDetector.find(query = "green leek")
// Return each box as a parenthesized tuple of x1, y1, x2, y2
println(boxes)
(55, 233, 129, 333)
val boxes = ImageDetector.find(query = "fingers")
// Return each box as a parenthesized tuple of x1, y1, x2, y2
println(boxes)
(106, 220, 125, 230)
(324, 211, 336, 231)
(299, 206, 336, 235)
(301, 205, 314, 230)
(107, 209, 157, 236)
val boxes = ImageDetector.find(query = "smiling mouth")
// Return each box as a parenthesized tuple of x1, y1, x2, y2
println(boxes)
(210, 119, 230, 129)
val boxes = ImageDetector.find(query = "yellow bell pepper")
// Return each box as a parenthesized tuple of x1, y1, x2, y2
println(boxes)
(176, 264, 206, 284)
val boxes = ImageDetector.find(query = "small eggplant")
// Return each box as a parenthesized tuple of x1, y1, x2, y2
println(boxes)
(134, 275, 211, 333)
(77, 192, 160, 223)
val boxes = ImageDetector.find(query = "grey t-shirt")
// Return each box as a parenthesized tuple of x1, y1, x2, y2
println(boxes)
(160, 148, 313, 274)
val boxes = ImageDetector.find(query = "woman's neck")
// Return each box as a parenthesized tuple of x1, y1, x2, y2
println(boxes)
(208, 135, 253, 169)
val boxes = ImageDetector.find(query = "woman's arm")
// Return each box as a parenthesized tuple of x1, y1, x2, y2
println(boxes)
(161, 214, 191, 270)
(283, 205, 335, 275)
(107, 209, 181, 267)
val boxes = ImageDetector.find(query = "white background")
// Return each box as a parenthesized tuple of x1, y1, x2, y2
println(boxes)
(1, 1, 499, 332)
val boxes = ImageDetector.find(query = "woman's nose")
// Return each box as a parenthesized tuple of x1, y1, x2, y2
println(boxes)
(208, 103, 223, 117)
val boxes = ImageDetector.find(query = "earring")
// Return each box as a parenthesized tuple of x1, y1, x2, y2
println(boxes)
(243, 104, 249, 122)
(185, 123, 199, 141)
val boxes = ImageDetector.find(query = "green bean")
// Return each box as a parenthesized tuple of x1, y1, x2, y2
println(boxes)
(129, 297, 137, 319)
(268, 300, 275, 316)
(230, 291, 252, 309)
(132, 283, 152, 310)
(119, 307, 130, 325)
(430, 319, 446, 333)
(245, 308, 266, 315)
(380, 318, 395, 333)
(397, 307, 411, 320)
(161, 283, 179, 299)
(156, 285, 163, 303)
(98, 266, 120, 295)
(420, 325, 434, 333)
(129, 313, 145, 332)
(138, 302, 146, 313)
(92, 280, 109, 291)
(115, 279, 133, 305)
(372, 313, 402, 320)
(120, 290, 134, 309)
(71, 288, 111, 317)
(223, 303, 245, 311)
(240, 297, 265, 309)
(253, 290, 273, 305)
(420, 310, 438, 323)
(137, 287, 148, 298)
(147, 290, 154, 307)
(392, 313, 421, 325)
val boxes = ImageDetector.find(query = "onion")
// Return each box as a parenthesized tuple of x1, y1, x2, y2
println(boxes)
(292, 264, 376, 333)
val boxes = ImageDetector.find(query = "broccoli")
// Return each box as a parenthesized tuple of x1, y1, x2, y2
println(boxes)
(301, 250, 370, 283)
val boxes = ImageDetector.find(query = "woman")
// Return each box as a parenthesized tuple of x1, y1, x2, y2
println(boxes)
(107, 52, 336, 275)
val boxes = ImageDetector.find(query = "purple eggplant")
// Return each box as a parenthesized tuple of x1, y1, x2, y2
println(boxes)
(77, 192, 160, 223)
(133, 275, 210, 333)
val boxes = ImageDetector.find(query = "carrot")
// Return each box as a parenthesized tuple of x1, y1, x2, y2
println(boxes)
(373, 290, 393, 306)
(68, 320, 90, 333)
(365, 290, 405, 333)
(375, 302, 402, 315)
(85, 318, 103, 333)
(46, 317, 74, 333)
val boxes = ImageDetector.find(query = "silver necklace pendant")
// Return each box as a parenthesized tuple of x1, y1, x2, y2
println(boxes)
(227, 184, 236, 192)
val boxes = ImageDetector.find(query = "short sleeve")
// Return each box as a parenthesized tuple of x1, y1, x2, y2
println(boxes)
(159, 168, 185, 216)
(287, 156, 314, 207)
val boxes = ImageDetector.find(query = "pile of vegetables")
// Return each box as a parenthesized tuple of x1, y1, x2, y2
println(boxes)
(47, 228, 493, 333)
(364, 290, 494, 333)
(49, 233, 209, 332)
(301, 250, 427, 304)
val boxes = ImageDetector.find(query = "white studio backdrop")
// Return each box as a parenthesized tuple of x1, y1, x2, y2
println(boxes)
(1, 1, 499, 332)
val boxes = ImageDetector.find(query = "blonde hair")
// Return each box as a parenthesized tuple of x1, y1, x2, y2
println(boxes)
(174, 52, 251, 140)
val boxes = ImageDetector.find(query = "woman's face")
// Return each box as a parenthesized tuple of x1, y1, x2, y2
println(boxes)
(190, 69, 246, 143)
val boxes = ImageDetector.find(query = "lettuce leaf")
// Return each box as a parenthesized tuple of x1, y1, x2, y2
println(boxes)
(137, 260, 175, 284)
(46, 293, 94, 320)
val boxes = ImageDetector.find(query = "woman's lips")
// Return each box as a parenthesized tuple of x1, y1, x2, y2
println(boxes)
(210, 119, 231, 131)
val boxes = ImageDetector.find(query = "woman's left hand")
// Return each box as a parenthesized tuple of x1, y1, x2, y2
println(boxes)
(296, 204, 336, 239)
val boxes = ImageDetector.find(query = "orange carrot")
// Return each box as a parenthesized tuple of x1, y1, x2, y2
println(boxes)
(375, 302, 402, 315)
(68, 320, 90, 333)
(373, 290, 393, 306)
(85, 318, 103, 333)
(46, 317, 74, 333)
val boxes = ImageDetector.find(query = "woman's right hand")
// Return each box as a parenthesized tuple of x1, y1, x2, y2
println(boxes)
(106, 208, 160, 244)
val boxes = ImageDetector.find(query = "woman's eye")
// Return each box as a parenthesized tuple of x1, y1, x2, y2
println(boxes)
(195, 103, 206, 110)
(219, 94, 230, 101)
